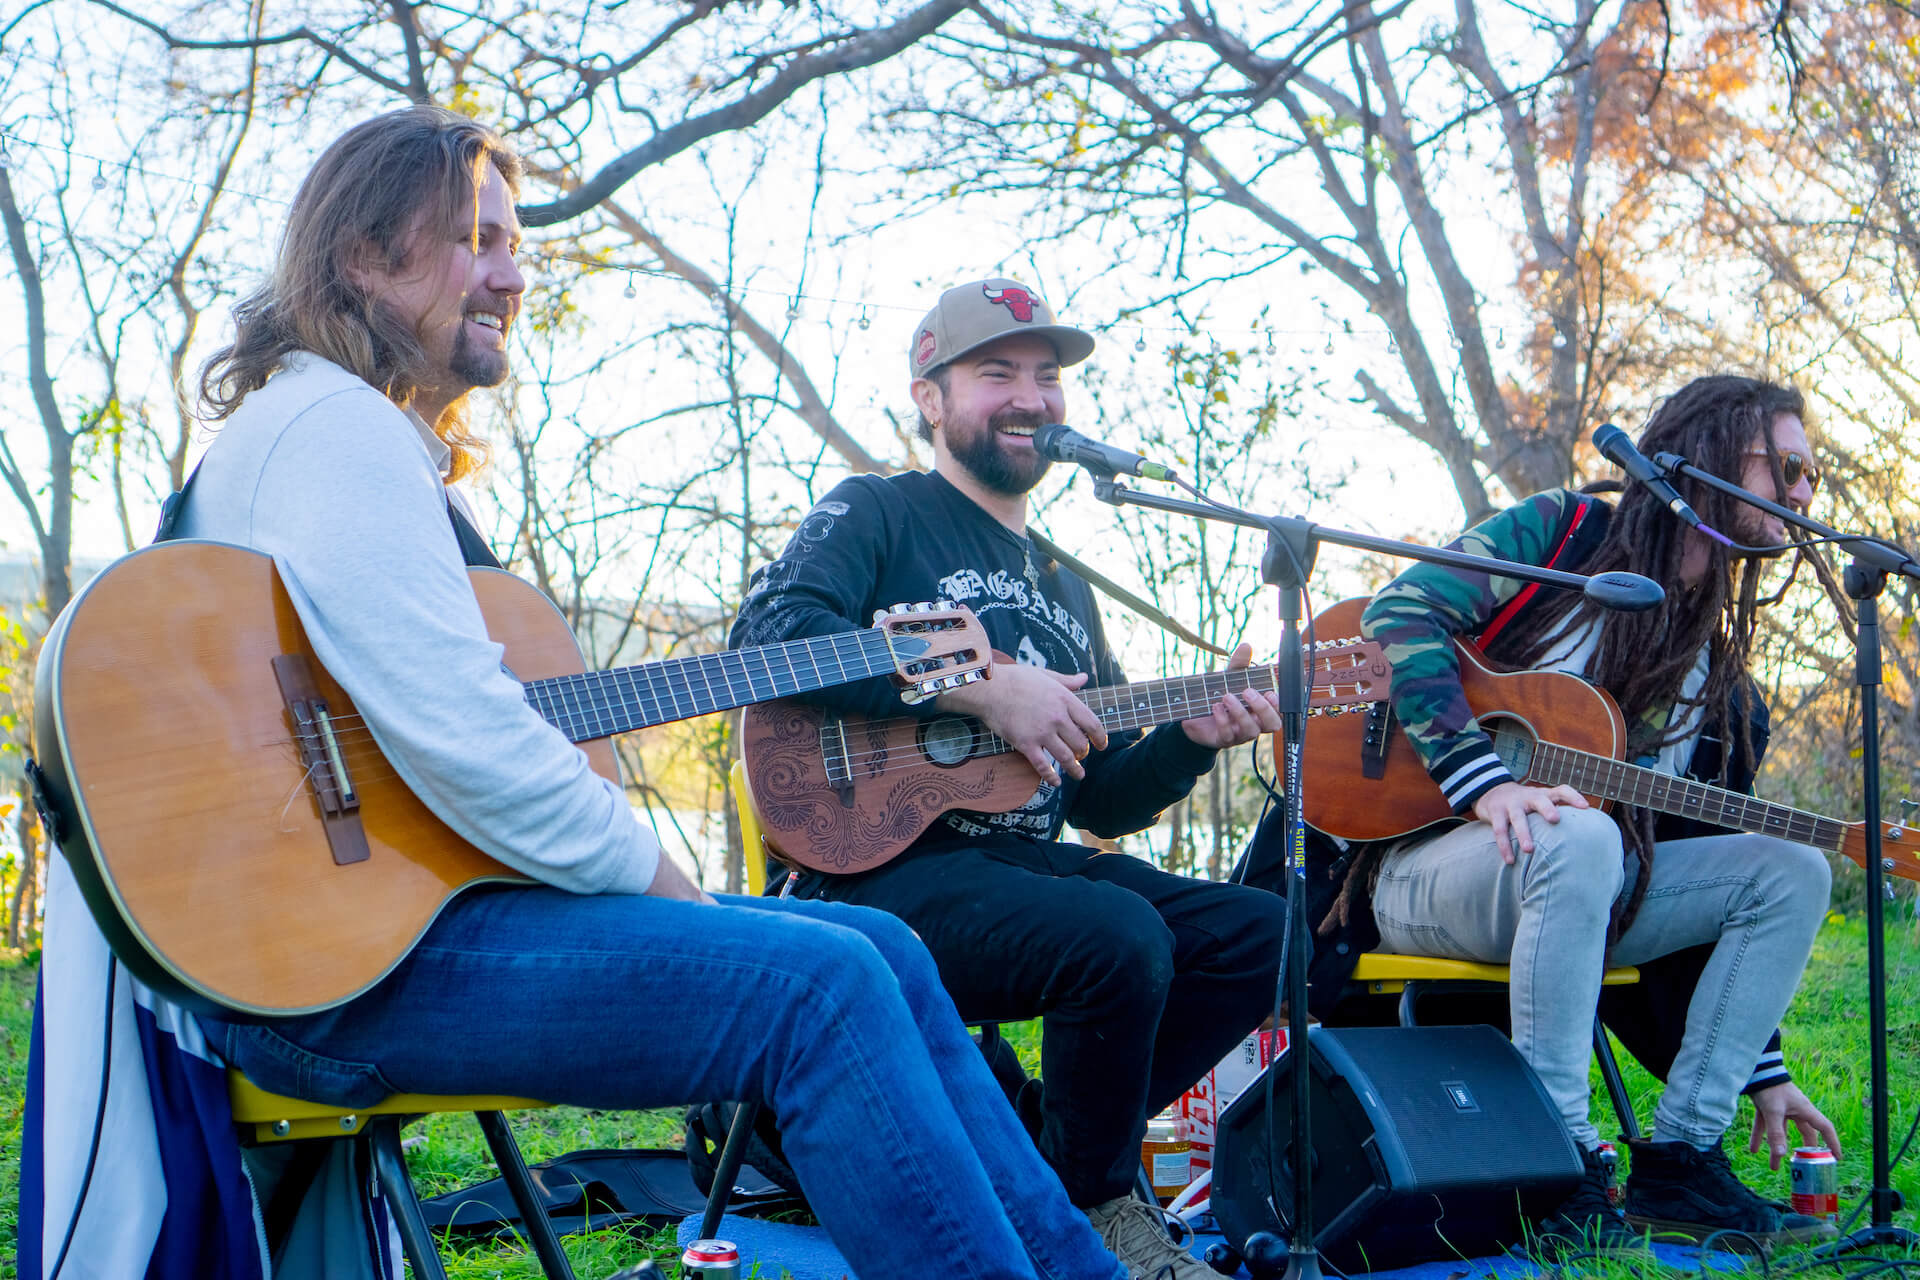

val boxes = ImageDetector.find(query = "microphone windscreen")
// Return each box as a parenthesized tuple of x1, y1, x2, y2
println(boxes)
(1591, 423, 1631, 467)
(1583, 570, 1665, 613)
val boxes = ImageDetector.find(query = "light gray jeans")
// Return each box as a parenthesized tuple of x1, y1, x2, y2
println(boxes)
(1370, 807, 1830, 1148)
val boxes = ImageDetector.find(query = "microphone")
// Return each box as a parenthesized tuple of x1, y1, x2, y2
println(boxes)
(1592, 423, 1712, 536)
(1582, 570, 1665, 612)
(1031, 423, 1176, 481)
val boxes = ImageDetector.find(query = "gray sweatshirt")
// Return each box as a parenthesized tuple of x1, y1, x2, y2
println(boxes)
(176, 353, 661, 895)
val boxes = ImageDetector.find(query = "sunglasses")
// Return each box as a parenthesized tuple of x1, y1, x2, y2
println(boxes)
(1746, 449, 1820, 494)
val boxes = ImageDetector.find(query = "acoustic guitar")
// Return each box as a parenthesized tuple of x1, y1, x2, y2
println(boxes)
(739, 636, 1392, 873)
(1296, 597, 1920, 882)
(31, 540, 991, 1016)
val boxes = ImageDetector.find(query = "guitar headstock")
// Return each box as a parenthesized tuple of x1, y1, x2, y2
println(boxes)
(1847, 798, 1920, 884)
(1308, 634, 1391, 713)
(873, 602, 992, 704)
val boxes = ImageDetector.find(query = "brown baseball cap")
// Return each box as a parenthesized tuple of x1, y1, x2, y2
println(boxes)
(907, 277, 1096, 379)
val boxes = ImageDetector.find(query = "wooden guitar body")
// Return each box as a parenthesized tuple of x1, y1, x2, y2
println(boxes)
(1299, 597, 1625, 842)
(739, 698, 1043, 875)
(34, 541, 991, 1015)
(35, 541, 601, 1016)
(742, 633, 1389, 874)
(1292, 598, 1920, 885)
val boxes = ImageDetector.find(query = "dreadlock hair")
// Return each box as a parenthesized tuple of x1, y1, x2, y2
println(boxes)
(1490, 375, 1808, 783)
(199, 106, 522, 482)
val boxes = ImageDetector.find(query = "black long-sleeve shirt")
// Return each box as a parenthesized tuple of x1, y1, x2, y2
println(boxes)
(730, 470, 1218, 845)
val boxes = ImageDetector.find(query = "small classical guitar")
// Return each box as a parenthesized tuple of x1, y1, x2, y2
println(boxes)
(1296, 597, 1920, 882)
(31, 540, 990, 1016)
(740, 637, 1392, 874)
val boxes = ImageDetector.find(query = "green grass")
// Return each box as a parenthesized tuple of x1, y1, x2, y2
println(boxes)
(0, 907, 1914, 1277)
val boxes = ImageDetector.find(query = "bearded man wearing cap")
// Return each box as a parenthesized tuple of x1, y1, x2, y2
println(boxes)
(731, 278, 1286, 1279)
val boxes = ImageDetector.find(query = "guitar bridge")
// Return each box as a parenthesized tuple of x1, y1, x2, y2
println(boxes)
(1360, 701, 1395, 780)
(272, 655, 371, 865)
(820, 717, 856, 808)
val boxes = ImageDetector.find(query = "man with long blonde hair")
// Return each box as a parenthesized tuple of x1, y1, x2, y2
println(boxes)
(60, 106, 1139, 1280)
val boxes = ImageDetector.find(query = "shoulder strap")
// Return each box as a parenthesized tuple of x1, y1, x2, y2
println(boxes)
(446, 496, 504, 570)
(151, 463, 205, 545)
(1474, 495, 1600, 651)
(1026, 529, 1232, 658)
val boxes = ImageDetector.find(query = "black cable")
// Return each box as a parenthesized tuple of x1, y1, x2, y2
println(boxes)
(48, 954, 118, 1280)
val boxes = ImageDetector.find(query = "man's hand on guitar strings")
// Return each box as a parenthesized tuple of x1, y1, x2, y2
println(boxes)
(1179, 643, 1284, 750)
(1470, 781, 1591, 865)
(936, 663, 1109, 785)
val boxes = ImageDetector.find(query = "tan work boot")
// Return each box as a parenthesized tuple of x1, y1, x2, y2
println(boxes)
(1083, 1194, 1212, 1280)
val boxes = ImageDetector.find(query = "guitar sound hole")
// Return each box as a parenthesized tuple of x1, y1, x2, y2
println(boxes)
(1485, 718, 1536, 778)
(920, 717, 975, 767)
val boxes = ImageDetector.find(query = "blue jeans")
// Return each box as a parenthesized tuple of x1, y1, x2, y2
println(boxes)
(203, 886, 1126, 1280)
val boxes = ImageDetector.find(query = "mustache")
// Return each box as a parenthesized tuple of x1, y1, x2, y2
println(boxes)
(989, 409, 1048, 432)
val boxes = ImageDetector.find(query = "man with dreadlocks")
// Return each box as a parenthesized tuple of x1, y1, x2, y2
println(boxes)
(1356, 375, 1839, 1249)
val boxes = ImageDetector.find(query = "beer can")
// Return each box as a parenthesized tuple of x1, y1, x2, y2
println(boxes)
(1142, 1111, 1192, 1204)
(1789, 1146, 1839, 1222)
(681, 1238, 742, 1278)
(1595, 1140, 1622, 1208)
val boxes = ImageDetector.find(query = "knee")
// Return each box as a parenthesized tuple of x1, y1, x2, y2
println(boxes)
(1220, 889, 1288, 975)
(1065, 899, 1176, 1003)
(1736, 836, 1832, 915)
(1522, 807, 1625, 903)
(781, 924, 901, 1024)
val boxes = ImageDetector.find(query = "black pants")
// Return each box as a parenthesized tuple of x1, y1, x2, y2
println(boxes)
(788, 837, 1287, 1205)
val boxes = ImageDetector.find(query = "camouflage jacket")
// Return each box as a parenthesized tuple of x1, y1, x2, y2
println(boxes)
(1360, 489, 1608, 814)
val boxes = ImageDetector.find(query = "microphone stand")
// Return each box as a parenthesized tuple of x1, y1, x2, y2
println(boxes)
(1080, 470, 1662, 1280)
(1656, 452, 1920, 1254)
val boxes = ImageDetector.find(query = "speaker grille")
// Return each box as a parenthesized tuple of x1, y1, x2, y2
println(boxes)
(1325, 1026, 1577, 1190)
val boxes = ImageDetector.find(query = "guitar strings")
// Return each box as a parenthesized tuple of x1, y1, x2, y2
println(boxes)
(272, 655, 1387, 784)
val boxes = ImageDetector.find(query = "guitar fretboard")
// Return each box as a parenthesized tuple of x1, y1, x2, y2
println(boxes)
(964, 667, 1281, 758)
(1525, 739, 1847, 852)
(523, 629, 902, 743)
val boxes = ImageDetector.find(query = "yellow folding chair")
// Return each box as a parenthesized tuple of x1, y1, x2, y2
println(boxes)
(227, 1072, 573, 1279)
(730, 759, 768, 897)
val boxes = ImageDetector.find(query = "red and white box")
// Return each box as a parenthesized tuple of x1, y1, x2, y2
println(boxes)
(1179, 1026, 1289, 1175)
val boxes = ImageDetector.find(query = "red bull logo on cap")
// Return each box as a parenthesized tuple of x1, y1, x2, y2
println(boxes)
(915, 327, 939, 368)
(982, 282, 1038, 322)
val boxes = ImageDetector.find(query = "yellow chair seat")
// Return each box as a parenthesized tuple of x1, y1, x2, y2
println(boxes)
(1350, 952, 1639, 996)
(227, 1070, 547, 1142)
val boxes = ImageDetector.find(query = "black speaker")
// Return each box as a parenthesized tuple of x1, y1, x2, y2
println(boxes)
(1212, 1024, 1583, 1270)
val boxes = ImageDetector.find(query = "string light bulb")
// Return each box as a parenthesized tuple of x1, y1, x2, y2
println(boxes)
(623, 274, 637, 299)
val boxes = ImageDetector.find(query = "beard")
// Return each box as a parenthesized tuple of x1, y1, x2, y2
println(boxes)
(447, 306, 511, 392)
(947, 408, 1053, 496)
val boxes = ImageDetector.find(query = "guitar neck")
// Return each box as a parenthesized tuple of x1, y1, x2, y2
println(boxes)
(1527, 739, 1847, 852)
(523, 630, 899, 743)
(967, 667, 1280, 757)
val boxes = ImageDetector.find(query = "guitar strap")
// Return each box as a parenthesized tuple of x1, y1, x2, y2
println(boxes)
(153, 461, 505, 570)
(1026, 529, 1233, 658)
(1471, 493, 1602, 652)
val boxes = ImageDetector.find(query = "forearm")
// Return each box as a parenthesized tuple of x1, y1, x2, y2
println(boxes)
(1361, 490, 1576, 813)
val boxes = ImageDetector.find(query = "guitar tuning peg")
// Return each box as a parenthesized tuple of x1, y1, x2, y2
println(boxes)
(935, 598, 953, 610)
(891, 602, 911, 615)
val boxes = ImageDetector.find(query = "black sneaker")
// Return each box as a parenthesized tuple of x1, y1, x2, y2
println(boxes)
(1532, 1145, 1645, 1259)
(1624, 1138, 1838, 1249)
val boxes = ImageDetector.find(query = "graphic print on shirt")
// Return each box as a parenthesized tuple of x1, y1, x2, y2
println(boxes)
(738, 499, 850, 618)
